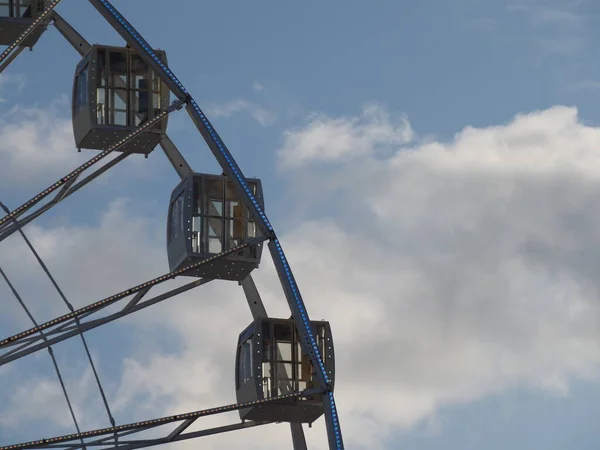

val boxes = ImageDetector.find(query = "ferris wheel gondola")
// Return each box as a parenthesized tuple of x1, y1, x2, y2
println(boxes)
(72, 44, 170, 155)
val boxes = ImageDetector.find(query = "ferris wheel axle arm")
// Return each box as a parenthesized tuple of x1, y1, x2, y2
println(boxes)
(0, 389, 326, 450)
(158, 134, 192, 180)
(0, 277, 212, 366)
(4, 419, 268, 450)
(0, 44, 25, 75)
(0, 152, 130, 243)
(50, 11, 91, 56)
(0, 237, 267, 363)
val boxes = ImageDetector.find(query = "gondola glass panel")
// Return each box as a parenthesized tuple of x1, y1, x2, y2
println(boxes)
(72, 45, 170, 155)
(0, 0, 47, 47)
(167, 172, 264, 281)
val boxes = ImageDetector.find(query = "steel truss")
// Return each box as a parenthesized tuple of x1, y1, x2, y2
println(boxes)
(0, 1, 344, 449)
(0, 390, 324, 450)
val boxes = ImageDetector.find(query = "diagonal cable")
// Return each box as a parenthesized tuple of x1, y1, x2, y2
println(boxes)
(0, 202, 117, 441)
(0, 266, 86, 450)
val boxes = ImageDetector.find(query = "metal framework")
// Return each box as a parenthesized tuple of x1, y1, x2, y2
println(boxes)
(0, 1, 344, 449)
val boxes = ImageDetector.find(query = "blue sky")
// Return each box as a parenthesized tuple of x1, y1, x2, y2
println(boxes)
(2, 0, 600, 449)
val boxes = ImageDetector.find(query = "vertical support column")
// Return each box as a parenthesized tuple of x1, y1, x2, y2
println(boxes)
(240, 275, 267, 319)
(291, 423, 308, 450)
(51, 12, 90, 56)
(159, 135, 192, 180)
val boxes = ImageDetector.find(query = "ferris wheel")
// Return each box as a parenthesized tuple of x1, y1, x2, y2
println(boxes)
(0, 1, 344, 449)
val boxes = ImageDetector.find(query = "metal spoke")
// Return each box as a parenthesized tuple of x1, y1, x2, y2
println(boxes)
(0, 391, 321, 450)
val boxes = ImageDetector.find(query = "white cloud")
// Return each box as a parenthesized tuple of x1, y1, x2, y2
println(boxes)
(206, 99, 277, 126)
(0, 198, 166, 327)
(568, 80, 600, 92)
(508, 3, 583, 29)
(0, 98, 92, 185)
(505, 1, 587, 56)
(5, 104, 600, 448)
(0, 368, 100, 431)
(0, 94, 172, 190)
(278, 104, 413, 168)
(275, 104, 600, 438)
(535, 35, 584, 55)
(531, 7, 582, 28)
(0, 74, 25, 103)
(252, 81, 265, 92)
(468, 16, 499, 32)
(1, 378, 78, 429)
(471, 1, 588, 59)
(0, 199, 173, 439)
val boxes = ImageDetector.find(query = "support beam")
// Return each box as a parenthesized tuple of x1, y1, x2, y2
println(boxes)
(0, 153, 130, 243)
(0, 44, 25, 75)
(165, 418, 196, 441)
(0, 279, 209, 366)
(159, 135, 192, 180)
(0, 236, 266, 362)
(51, 11, 90, 56)
(240, 275, 267, 319)
(0, 391, 323, 450)
(122, 286, 151, 313)
(291, 423, 308, 450)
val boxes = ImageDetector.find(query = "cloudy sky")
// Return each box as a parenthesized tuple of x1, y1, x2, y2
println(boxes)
(2, 0, 600, 448)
